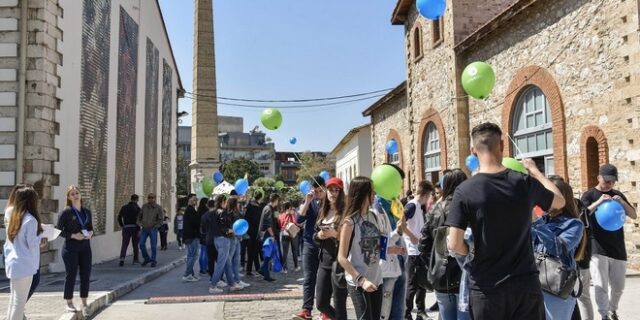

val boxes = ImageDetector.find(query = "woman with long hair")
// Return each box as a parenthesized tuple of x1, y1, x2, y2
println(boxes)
(419, 169, 469, 320)
(314, 177, 348, 320)
(197, 197, 210, 276)
(337, 176, 383, 320)
(226, 196, 250, 289)
(532, 177, 586, 320)
(206, 195, 242, 293)
(3, 185, 43, 320)
(279, 201, 301, 272)
(56, 185, 94, 315)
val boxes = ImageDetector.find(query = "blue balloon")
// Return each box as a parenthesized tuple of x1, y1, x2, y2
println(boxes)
(234, 179, 249, 196)
(213, 171, 224, 184)
(290, 137, 297, 145)
(416, 0, 446, 20)
(299, 180, 312, 195)
(595, 200, 626, 231)
(233, 219, 249, 236)
(465, 154, 479, 172)
(319, 171, 331, 183)
(386, 140, 398, 155)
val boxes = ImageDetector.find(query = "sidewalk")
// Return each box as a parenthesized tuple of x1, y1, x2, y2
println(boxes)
(0, 244, 186, 320)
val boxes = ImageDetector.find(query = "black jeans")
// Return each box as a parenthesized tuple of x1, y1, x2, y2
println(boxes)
(347, 285, 383, 320)
(160, 231, 168, 249)
(62, 241, 92, 299)
(316, 266, 348, 320)
(240, 238, 248, 266)
(302, 242, 320, 311)
(206, 244, 218, 278)
(406, 255, 426, 315)
(119, 226, 139, 260)
(281, 235, 299, 269)
(469, 275, 545, 320)
(246, 235, 261, 273)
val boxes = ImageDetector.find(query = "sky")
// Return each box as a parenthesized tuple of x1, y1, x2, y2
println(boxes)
(158, 0, 406, 152)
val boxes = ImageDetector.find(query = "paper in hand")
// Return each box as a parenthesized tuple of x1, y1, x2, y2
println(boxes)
(41, 224, 61, 241)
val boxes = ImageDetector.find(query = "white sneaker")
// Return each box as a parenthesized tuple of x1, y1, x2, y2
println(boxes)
(209, 286, 224, 294)
(238, 280, 251, 288)
(65, 304, 76, 312)
(294, 266, 301, 272)
(229, 283, 243, 291)
(217, 280, 228, 288)
(182, 275, 198, 282)
(192, 275, 200, 281)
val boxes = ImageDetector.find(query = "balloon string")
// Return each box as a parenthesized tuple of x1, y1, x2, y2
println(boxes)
(480, 99, 525, 158)
(291, 151, 327, 192)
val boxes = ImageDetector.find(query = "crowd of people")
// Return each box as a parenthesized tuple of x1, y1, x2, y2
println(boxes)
(2, 122, 637, 320)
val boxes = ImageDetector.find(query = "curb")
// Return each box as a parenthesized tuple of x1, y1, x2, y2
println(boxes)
(147, 291, 304, 304)
(58, 256, 186, 320)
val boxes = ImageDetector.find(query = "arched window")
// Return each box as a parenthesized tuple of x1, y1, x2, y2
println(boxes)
(511, 86, 554, 175)
(423, 122, 440, 182)
(413, 24, 423, 61)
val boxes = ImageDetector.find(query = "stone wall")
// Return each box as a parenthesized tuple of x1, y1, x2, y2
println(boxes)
(451, 0, 516, 43)
(459, 0, 640, 265)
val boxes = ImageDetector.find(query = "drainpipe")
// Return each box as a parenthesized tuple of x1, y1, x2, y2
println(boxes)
(16, 0, 28, 183)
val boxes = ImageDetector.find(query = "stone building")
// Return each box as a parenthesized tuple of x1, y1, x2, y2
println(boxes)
(374, 0, 640, 264)
(0, 0, 183, 271)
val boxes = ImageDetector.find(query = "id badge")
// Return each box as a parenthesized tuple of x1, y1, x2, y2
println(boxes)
(81, 230, 90, 238)
(380, 235, 388, 260)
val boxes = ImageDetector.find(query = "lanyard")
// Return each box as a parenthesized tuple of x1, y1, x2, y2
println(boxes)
(72, 207, 88, 228)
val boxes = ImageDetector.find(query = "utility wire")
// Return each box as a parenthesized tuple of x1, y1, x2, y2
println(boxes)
(184, 87, 394, 103)
(182, 93, 386, 109)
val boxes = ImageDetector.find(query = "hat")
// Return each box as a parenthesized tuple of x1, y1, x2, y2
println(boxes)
(326, 177, 344, 189)
(599, 164, 618, 182)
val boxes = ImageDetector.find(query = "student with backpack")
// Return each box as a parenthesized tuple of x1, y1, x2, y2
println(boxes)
(420, 169, 469, 320)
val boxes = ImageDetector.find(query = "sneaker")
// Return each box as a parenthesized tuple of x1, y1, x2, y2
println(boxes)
(416, 311, 429, 320)
(294, 266, 301, 272)
(245, 272, 255, 277)
(263, 277, 275, 282)
(182, 275, 198, 282)
(150, 261, 157, 267)
(192, 275, 200, 281)
(293, 309, 312, 320)
(217, 281, 228, 288)
(283, 268, 288, 274)
(208, 286, 224, 294)
(132, 260, 140, 265)
(141, 260, 150, 266)
(611, 311, 620, 320)
(238, 280, 251, 288)
(229, 283, 243, 291)
(65, 304, 76, 312)
(199, 271, 208, 276)
(118, 260, 124, 267)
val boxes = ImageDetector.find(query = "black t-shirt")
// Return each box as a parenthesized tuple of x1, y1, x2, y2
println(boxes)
(580, 188, 631, 261)
(445, 169, 554, 290)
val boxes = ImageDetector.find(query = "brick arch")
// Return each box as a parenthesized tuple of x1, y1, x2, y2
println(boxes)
(417, 108, 447, 182)
(501, 65, 568, 181)
(580, 125, 609, 192)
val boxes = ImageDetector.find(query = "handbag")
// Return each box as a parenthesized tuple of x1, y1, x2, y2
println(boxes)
(285, 222, 300, 239)
(535, 251, 579, 299)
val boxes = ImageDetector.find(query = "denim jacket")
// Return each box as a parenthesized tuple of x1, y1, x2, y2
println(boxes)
(531, 212, 584, 270)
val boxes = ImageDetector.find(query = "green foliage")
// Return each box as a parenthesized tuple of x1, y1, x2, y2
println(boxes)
(296, 151, 335, 183)
(253, 177, 276, 187)
(221, 158, 263, 184)
(176, 147, 190, 196)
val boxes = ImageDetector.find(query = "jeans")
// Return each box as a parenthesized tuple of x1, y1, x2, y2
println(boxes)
(119, 226, 139, 261)
(381, 277, 398, 320)
(391, 255, 407, 319)
(62, 242, 92, 299)
(302, 242, 320, 311)
(406, 255, 426, 315)
(139, 227, 158, 262)
(246, 235, 261, 273)
(211, 237, 234, 286)
(228, 238, 241, 283)
(543, 291, 576, 320)
(207, 244, 217, 278)
(27, 269, 39, 300)
(591, 254, 626, 317)
(240, 238, 248, 266)
(183, 239, 200, 277)
(577, 267, 594, 320)
(469, 275, 544, 320)
(347, 285, 383, 320)
(199, 243, 208, 273)
(6, 276, 32, 320)
(281, 235, 299, 270)
(436, 292, 469, 320)
(176, 229, 183, 247)
(316, 267, 348, 319)
(160, 231, 168, 249)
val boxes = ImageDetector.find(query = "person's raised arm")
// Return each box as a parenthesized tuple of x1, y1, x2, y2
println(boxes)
(447, 227, 468, 256)
(523, 158, 565, 211)
(613, 194, 637, 219)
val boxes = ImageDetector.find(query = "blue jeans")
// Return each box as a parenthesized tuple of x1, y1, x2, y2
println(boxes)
(436, 292, 470, 320)
(184, 239, 200, 277)
(301, 242, 320, 311)
(228, 238, 241, 283)
(211, 237, 234, 286)
(543, 292, 576, 320)
(139, 227, 158, 262)
(199, 244, 208, 273)
(391, 255, 407, 319)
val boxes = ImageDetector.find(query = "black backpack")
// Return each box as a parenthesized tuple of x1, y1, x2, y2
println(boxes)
(425, 200, 462, 292)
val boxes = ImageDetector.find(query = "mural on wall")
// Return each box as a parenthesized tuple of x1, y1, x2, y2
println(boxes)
(78, 0, 111, 234)
(144, 38, 159, 196)
(114, 7, 139, 231)
(161, 59, 173, 213)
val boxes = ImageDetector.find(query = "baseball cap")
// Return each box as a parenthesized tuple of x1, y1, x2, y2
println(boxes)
(326, 177, 344, 190)
(599, 164, 618, 182)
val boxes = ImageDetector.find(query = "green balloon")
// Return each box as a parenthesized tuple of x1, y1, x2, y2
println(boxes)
(371, 164, 403, 201)
(260, 108, 283, 130)
(462, 61, 496, 100)
(275, 181, 285, 189)
(502, 157, 528, 174)
(202, 177, 215, 195)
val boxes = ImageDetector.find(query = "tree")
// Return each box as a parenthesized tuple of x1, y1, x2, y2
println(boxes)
(296, 151, 335, 183)
(253, 177, 276, 188)
(221, 158, 263, 184)
(282, 187, 303, 207)
(176, 147, 190, 196)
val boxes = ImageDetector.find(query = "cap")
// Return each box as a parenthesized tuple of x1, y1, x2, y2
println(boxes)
(326, 177, 344, 189)
(599, 164, 618, 182)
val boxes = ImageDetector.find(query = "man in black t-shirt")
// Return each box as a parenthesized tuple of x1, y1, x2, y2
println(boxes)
(445, 123, 565, 320)
(581, 164, 637, 320)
